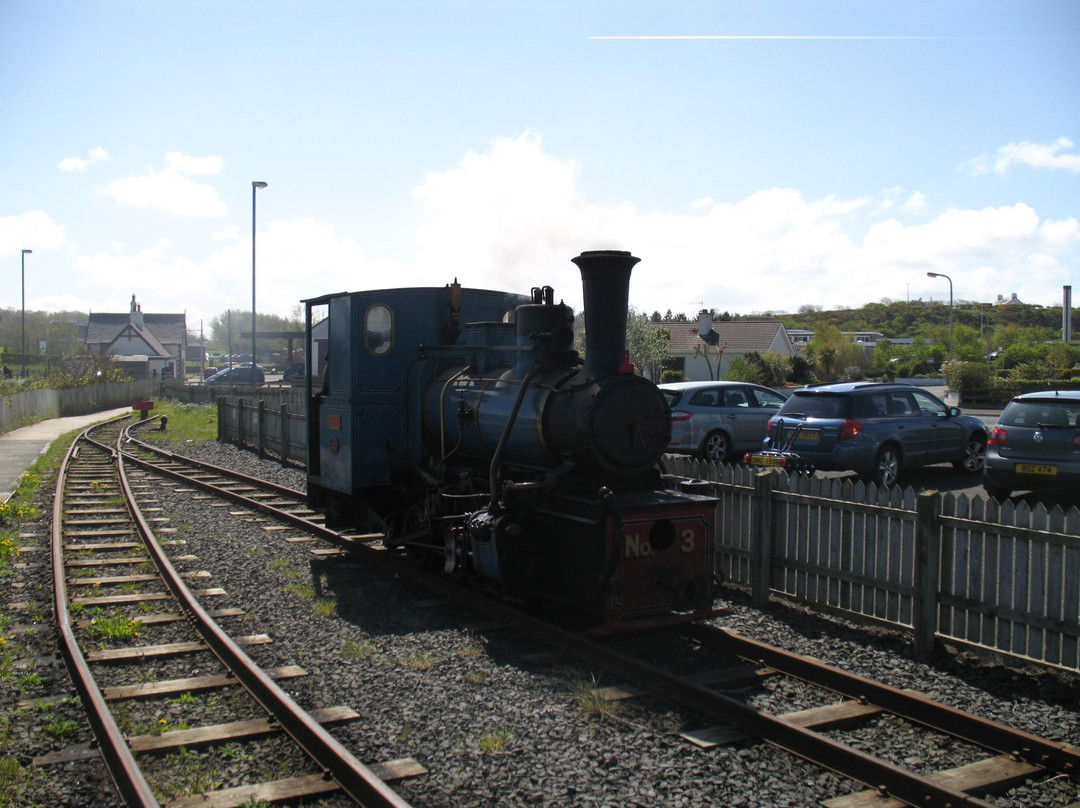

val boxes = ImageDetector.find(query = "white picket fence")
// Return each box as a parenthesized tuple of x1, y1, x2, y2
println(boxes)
(665, 456, 1080, 673)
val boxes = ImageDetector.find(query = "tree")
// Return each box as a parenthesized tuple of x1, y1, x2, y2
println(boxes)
(808, 324, 846, 381)
(725, 351, 790, 387)
(625, 308, 670, 381)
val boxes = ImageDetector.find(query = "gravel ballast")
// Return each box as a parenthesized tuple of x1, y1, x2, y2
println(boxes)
(2, 436, 1078, 807)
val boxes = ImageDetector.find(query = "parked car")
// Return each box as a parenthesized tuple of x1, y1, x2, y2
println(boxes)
(756, 382, 988, 487)
(659, 381, 790, 464)
(983, 390, 1080, 500)
(202, 366, 219, 379)
(205, 365, 265, 386)
(282, 361, 306, 382)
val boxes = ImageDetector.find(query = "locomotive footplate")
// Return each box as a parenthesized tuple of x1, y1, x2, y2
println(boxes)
(529, 486, 718, 630)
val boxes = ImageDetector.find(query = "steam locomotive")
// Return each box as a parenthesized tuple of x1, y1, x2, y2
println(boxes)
(303, 250, 717, 630)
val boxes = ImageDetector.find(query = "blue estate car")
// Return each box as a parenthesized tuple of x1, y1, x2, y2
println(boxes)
(757, 382, 989, 487)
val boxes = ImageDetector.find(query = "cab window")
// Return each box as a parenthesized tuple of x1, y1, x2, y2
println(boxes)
(364, 304, 393, 356)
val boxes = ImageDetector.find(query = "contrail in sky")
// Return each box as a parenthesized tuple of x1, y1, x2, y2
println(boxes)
(588, 35, 1065, 40)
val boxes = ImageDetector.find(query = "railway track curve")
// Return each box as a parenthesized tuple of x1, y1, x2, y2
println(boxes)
(47, 416, 413, 807)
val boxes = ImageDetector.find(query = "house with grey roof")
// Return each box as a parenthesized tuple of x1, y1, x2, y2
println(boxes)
(84, 295, 187, 379)
(656, 311, 795, 381)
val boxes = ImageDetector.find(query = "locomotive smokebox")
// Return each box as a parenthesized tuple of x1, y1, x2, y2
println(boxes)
(572, 250, 640, 378)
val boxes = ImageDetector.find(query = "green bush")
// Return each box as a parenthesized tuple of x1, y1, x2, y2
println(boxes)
(942, 360, 991, 393)
(724, 351, 790, 387)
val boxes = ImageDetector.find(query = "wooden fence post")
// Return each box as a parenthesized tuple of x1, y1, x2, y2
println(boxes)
(280, 403, 290, 465)
(257, 399, 266, 457)
(216, 396, 223, 442)
(751, 470, 775, 608)
(237, 398, 245, 446)
(913, 489, 942, 657)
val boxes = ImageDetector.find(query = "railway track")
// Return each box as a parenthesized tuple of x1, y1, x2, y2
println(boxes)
(52, 421, 1078, 807)
(44, 416, 415, 807)
(589, 622, 1079, 808)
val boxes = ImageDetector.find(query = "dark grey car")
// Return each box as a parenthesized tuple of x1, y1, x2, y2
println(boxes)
(983, 390, 1080, 500)
(205, 365, 265, 386)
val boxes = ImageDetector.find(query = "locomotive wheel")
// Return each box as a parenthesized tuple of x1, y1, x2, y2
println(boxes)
(701, 430, 731, 464)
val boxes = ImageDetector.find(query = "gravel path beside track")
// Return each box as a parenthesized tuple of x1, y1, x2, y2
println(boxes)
(3, 436, 1078, 807)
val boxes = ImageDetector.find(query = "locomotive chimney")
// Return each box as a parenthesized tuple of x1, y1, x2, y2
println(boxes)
(571, 250, 640, 378)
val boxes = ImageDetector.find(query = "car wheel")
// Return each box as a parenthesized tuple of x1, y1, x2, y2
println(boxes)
(869, 445, 901, 487)
(701, 431, 731, 464)
(983, 482, 1010, 500)
(952, 434, 987, 473)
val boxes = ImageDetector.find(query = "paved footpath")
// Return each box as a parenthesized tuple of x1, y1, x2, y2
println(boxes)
(0, 407, 133, 503)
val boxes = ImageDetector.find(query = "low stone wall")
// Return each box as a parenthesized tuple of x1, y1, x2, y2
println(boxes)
(0, 388, 60, 433)
(0, 379, 157, 435)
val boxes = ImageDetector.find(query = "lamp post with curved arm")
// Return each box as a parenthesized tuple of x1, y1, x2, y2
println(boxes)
(927, 271, 953, 362)
(251, 181, 268, 385)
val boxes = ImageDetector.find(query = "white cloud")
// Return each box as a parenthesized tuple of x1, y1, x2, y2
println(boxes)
(405, 134, 1078, 315)
(26, 135, 1080, 325)
(44, 218, 368, 325)
(57, 146, 112, 172)
(164, 151, 224, 175)
(0, 211, 67, 256)
(102, 152, 228, 217)
(901, 192, 927, 214)
(964, 136, 1080, 175)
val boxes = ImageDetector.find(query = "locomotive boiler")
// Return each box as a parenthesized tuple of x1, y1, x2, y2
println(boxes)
(304, 250, 717, 629)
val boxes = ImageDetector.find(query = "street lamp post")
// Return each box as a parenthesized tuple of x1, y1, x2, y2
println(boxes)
(251, 181, 268, 384)
(20, 249, 32, 379)
(927, 271, 953, 363)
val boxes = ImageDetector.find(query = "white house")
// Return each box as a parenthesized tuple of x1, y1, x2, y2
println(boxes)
(84, 295, 187, 379)
(656, 312, 795, 381)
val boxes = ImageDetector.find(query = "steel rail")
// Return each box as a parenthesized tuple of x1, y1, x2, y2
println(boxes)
(684, 622, 1080, 774)
(116, 434, 360, 549)
(112, 432, 412, 808)
(124, 433, 304, 500)
(52, 426, 162, 807)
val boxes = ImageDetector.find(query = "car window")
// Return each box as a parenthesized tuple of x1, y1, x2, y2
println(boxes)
(723, 388, 750, 408)
(750, 388, 786, 409)
(855, 393, 889, 419)
(661, 390, 683, 407)
(690, 390, 722, 408)
(780, 394, 849, 418)
(1001, 401, 1078, 428)
(886, 391, 916, 416)
(911, 390, 946, 417)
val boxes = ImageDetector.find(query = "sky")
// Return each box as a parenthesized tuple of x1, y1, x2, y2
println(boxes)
(2, 0, 1079, 333)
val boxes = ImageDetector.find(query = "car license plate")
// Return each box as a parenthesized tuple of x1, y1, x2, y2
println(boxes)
(749, 454, 783, 467)
(1015, 463, 1058, 476)
(795, 429, 819, 443)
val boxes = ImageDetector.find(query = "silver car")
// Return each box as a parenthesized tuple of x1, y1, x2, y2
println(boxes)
(660, 381, 789, 464)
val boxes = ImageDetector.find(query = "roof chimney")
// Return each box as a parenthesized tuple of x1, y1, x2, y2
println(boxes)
(698, 309, 713, 338)
(129, 294, 144, 328)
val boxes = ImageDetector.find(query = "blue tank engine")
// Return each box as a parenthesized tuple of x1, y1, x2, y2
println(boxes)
(304, 250, 717, 629)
